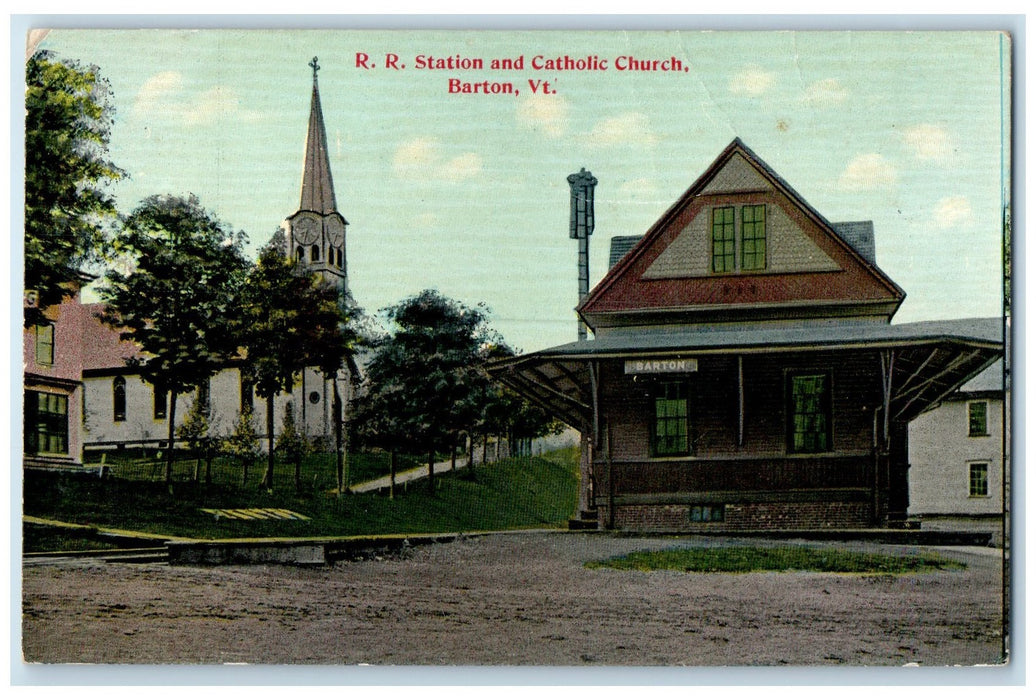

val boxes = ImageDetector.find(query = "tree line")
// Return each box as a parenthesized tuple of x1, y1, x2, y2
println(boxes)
(24, 50, 562, 495)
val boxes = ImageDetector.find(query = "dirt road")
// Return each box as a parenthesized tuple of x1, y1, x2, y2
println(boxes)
(21, 532, 1006, 667)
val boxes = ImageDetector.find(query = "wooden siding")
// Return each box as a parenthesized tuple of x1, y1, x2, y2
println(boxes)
(595, 349, 885, 463)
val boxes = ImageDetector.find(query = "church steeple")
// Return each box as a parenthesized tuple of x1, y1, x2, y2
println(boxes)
(286, 56, 349, 299)
(300, 56, 337, 215)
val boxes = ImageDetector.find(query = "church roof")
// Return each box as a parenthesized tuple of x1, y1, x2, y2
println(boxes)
(298, 58, 338, 215)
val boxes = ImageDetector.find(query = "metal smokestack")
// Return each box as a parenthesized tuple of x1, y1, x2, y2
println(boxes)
(568, 168, 597, 341)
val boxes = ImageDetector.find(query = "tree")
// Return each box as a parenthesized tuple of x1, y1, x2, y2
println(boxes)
(275, 403, 310, 492)
(236, 242, 356, 491)
(25, 50, 124, 327)
(176, 388, 211, 482)
(222, 407, 262, 486)
(99, 194, 249, 485)
(353, 290, 494, 495)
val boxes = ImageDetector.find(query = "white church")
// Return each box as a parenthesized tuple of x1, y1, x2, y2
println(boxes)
(24, 58, 356, 465)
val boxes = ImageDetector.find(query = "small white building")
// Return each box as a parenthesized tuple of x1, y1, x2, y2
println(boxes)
(908, 360, 1006, 543)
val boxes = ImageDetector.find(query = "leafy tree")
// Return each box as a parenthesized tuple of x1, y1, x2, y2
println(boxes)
(99, 194, 249, 485)
(25, 50, 124, 326)
(353, 290, 495, 495)
(176, 388, 211, 482)
(275, 403, 310, 492)
(237, 242, 356, 491)
(222, 407, 261, 486)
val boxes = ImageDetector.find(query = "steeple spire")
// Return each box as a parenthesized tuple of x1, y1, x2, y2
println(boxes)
(299, 56, 337, 214)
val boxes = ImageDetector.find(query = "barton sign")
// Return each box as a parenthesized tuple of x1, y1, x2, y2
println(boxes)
(624, 358, 698, 374)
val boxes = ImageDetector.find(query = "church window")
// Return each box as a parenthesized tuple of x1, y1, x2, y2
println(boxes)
(240, 374, 254, 414)
(311, 244, 320, 262)
(113, 376, 126, 422)
(336, 247, 343, 267)
(197, 379, 211, 417)
(295, 247, 304, 262)
(35, 323, 55, 366)
(153, 382, 167, 420)
(741, 205, 767, 270)
(711, 207, 736, 273)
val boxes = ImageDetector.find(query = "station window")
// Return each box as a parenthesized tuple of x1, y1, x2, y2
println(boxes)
(788, 372, 831, 453)
(652, 381, 690, 456)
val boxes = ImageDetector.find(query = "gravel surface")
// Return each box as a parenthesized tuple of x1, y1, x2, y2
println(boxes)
(21, 532, 1007, 667)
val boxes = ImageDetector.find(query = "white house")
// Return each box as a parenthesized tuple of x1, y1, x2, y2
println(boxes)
(908, 360, 1007, 543)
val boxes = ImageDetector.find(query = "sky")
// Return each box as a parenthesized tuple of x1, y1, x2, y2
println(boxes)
(32, 27, 1010, 354)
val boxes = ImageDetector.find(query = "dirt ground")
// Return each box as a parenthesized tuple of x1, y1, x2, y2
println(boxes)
(20, 532, 1007, 667)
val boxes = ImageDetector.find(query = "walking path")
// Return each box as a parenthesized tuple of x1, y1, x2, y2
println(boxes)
(349, 455, 475, 493)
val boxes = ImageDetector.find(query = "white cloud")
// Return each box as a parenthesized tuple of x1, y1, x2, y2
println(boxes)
(933, 196, 973, 229)
(801, 78, 848, 107)
(516, 93, 570, 137)
(902, 124, 955, 161)
(838, 153, 897, 191)
(132, 71, 184, 119)
(392, 137, 481, 183)
(729, 66, 776, 96)
(131, 71, 259, 126)
(587, 113, 658, 148)
(443, 152, 483, 182)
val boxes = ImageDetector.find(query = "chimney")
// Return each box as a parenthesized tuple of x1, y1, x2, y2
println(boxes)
(568, 168, 597, 341)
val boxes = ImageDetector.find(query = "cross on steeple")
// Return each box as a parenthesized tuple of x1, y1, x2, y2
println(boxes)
(310, 56, 320, 82)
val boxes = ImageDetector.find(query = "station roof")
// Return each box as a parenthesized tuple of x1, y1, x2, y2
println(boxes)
(488, 317, 1004, 430)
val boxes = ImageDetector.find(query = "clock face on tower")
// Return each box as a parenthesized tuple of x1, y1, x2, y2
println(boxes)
(294, 217, 319, 246)
(327, 218, 345, 248)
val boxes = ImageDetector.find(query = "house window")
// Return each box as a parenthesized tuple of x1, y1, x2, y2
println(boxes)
(741, 204, 767, 271)
(653, 381, 690, 456)
(153, 382, 167, 420)
(24, 390, 69, 455)
(197, 379, 211, 417)
(969, 462, 989, 497)
(711, 206, 736, 273)
(35, 323, 55, 366)
(788, 372, 831, 453)
(690, 504, 725, 523)
(240, 374, 254, 414)
(968, 401, 988, 436)
(113, 376, 126, 422)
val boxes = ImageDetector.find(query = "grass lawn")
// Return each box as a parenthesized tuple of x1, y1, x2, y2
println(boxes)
(586, 545, 966, 575)
(23, 447, 580, 549)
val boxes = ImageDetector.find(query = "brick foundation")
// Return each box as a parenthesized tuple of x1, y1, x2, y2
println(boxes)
(605, 501, 872, 532)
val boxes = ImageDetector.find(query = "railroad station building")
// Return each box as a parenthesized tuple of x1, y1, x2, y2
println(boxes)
(490, 139, 1003, 532)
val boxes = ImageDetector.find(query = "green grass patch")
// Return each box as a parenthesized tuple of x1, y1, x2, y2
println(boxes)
(586, 545, 966, 575)
(23, 446, 580, 545)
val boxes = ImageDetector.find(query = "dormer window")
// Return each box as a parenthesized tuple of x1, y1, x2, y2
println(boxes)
(711, 207, 736, 273)
(711, 204, 767, 273)
(741, 205, 767, 271)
